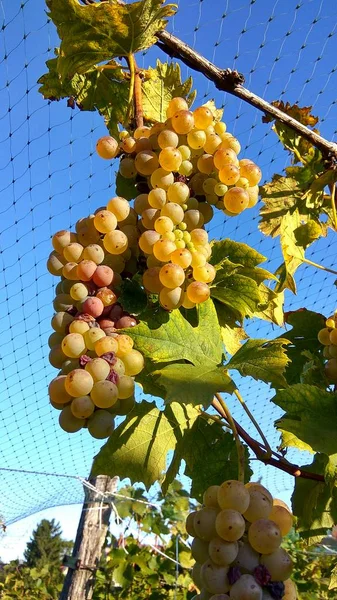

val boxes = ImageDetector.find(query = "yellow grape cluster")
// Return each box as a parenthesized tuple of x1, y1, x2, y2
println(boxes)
(317, 313, 337, 383)
(47, 205, 145, 439)
(187, 480, 296, 600)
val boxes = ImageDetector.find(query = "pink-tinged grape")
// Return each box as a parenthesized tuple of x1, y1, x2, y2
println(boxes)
(186, 281, 210, 304)
(47, 252, 66, 276)
(167, 182, 190, 204)
(184, 209, 204, 231)
(48, 332, 64, 348)
(159, 286, 184, 310)
(84, 328, 105, 351)
(217, 480, 250, 514)
(134, 193, 150, 215)
(119, 157, 136, 178)
(87, 409, 115, 439)
(85, 357, 110, 382)
(49, 345, 66, 369)
(107, 196, 130, 222)
(82, 297, 104, 318)
(208, 538, 239, 566)
(77, 260, 97, 281)
(198, 202, 214, 224)
(117, 375, 135, 399)
(186, 511, 198, 537)
(92, 265, 113, 287)
(171, 248, 192, 269)
(70, 283, 88, 301)
(167, 97, 189, 118)
(121, 136, 136, 153)
(59, 405, 84, 433)
(150, 168, 174, 190)
(214, 122, 227, 136)
(191, 538, 210, 563)
(62, 262, 79, 281)
(203, 133, 222, 154)
(63, 242, 83, 263)
(97, 318, 115, 333)
(112, 357, 125, 376)
(260, 548, 293, 581)
(96, 136, 119, 159)
(115, 315, 137, 329)
(159, 263, 185, 288)
(158, 129, 179, 149)
(158, 147, 183, 171)
(200, 560, 230, 595)
(178, 144, 191, 160)
(142, 208, 160, 230)
(248, 519, 282, 554)
(95, 336, 118, 356)
(247, 186, 259, 208)
(233, 541, 259, 574)
(223, 188, 249, 214)
(135, 150, 159, 176)
(116, 334, 134, 357)
(53, 293, 74, 312)
(161, 203, 185, 226)
(194, 507, 218, 541)
(103, 230, 128, 255)
(51, 311, 74, 333)
(65, 369, 94, 397)
(96, 287, 118, 307)
(179, 160, 194, 176)
(153, 239, 176, 262)
(269, 503, 293, 536)
(49, 375, 72, 405)
(71, 395, 95, 419)
(243, 489, 273, 523)
(121, 350, 144, 376)
(52, 230, 77, 254)
(194, 106, 214, 130)
(148, 188, 167, 209)
(219, 164, 240, 185)
(94, 210, 117, 234)
(229, 574, 262, 600)
(139, 230, 160, 254)
(91, 380, 119, 408)
(171, 110, 195, 134)
(143, 267, 163, 293)
(191, 252, 207, 268)
(188, 129, 207, 149)
(61, 334, 86, 359)
(214, 148, 238, 170)
(283, 579, 297, 600)
(239, 162, 262, 186)
(215, 509, 245, 542)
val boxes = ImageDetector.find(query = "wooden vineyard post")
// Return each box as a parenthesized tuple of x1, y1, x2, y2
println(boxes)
(59, 474, 118, 600)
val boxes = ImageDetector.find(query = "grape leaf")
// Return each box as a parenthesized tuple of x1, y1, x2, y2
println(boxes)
(291, 453, 337, 543)
(259, 176, 302, 237)
(226, 338, 290, 388)
(47, 0, 176, 78)
(142, 60, 196, 123)
(115, 172, 137, 201)
(119, 279, 147, 316)
(92, 400, 200, 489)
(329, 565, 337, 590)
(211, 274, 262, 322)
(203, 99, 223, 122)
(254, 285, 284, 326)
(210, 239, 267, 269)
(275, 210, 305, 293)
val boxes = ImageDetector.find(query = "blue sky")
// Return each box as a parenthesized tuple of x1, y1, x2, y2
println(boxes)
(1, 0, 337, 560)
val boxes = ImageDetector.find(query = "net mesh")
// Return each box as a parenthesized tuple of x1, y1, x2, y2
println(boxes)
(1, 0, 337, 531)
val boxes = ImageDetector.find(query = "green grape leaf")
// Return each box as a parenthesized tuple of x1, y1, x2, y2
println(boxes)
(294, 219, 324, 249)
(291, 453, 337, 543)
(92, 400, 200, 489)
(277, 308, 325, 385)
(47, 0, 176, 78)
(211, 274, 262, 323)
(38, 56, 73, 99)
(153, 363, 234, 407)
(115, 172, 138, 201)
(142, 60, 196, 123)
(254, 285, 284, 326)
(136, 357, 168, 399)
(119, 279, 148, 316)
(226, 338, 290, 388)
(210, 239, 267, 269)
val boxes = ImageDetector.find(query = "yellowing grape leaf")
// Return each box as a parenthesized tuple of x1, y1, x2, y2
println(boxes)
(226, 338, 290, 388)
(142, 60, 196, 123)
(259, 175, 302, 237)
(203, 99, 223, 122)
(274, 210, 305, 293)
(329, 565, 337, 590)
(47, 0, 176, 78)
(211, 274, 262, 323)
(254, 285, 284, 326)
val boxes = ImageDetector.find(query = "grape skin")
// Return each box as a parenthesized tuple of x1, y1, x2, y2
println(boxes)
(229, 574, 263, 600)
(215, 509, 245, 542)
(217, 480, 250, 514)
(200, 560, 230, 595)
(260, 547, 293, 581)
(248, 519, 282, 554)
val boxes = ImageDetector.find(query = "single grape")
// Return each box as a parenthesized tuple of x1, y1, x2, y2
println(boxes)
(214, 122, 227, 136)
(203, 133, 222, 155)
(200, 560, 230, 595)
(85, 357, 110, 382)
(95, 336, 118, 356)
(167, 97, 189, 118)
(318, 327, 332, 345)
(116, 334, 134, 357)
(59, 405, 84, 433)
(159, 286, 184, 310)
(248, 519, 282, 554)
(52, 230, 77, 254)
(194, 507, 218, 541)
(325, 358, 337, 382)
(187, 281, 210, 304)
(70, 283, 88, 302)
(260, 548, 293, 581)
(215, 509, 245, 542)
(247, 186, 259, 208)
(82, 297, 104, 319)
(186, 511, 198, 537)
(194, 106, 214, 130)
(49, 345, 67, 369)
(51, 311, 74, 333)
(233, 541, 260, 574)
(87, 409, 115, 439)
(179, 160, 194, 176)
(121, 136, 136, 153)
(159, 263, 185, 288)
(71, 395, 95, 419)
(142, 267, 163, 293)
(245, 483, 273, 503)
(229, 574, 263, 600)
(171, 110, 195, 134)
(103, 230, 128, 255)
(214, 148, 238, 170)
(65, 369, 94, 397)
(96, 136, 119, 159)
(96, 287, 118, 307)
(116, 375, 135, 399)
(142, 208, 160, 230)
(239, 162, 262, 186)
(91, 380, 119, 408)
(47, 252, 66, 276)
(111, 357, 126, 376)
(191, 538, 210, 564)
(48, 332, 64, 348)
(53, 293, 74, 312)
(283, 579, 297, 600)
(191, 252, 207, 268)
(219, 164, 240, 186)
(158, 129, 179, 149)
(107, 196, 130, 222)
(209, 538, 239, 566)
(161, 202, 185, 225)
(150, 168, 174, 190)
(188, 128, 207, 149)
(77, 259, 97, 281)
(153, 239, 176, 262)
(115, 316, 137, 329)
(49, 375, 72, 405)
(61, 333, 86, 359)
(171, 248, 192, 269)
(184, 210, 204, 231)
(269, 504, 293, 536)
(198, 202, 214, 224)
(121, 350, 144, 376)
(63, 242, 83, 263)
(223, 188, 249, 214)
(62, 262, 79, 281)
(243, 489, 273, 523)
(138, 230, 160, 254)
(135, 150, 159, 176)
(119, 157, 136, 178)
(94, 210, 117, 234)
(217, 480, 250, 514)
(193, 264, 216, 284)
(148, 188, 167, 209)
(167, 182, 190, 205)
(193, 562, 203, 589)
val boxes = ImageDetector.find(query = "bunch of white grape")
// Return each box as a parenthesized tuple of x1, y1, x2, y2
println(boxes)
(47, 205, 145, 439)
(186, 480, 296, 600)
(95, 97, 262, 310)
(317, 313, 337, 384)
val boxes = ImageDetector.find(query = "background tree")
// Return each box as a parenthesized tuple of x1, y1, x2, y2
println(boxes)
(24, 519, 72, 577)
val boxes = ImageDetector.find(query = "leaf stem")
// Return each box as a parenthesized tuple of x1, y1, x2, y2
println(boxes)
(330, 183, 337, 231)
(126, 53, 136, 125)
(215, 393, 245, 483)
(301, 257, 337, 276)
(233, 388, 272, 459)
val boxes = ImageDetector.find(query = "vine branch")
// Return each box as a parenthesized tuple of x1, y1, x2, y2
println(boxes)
(156, 30, 337, 159)
(216, 394, 245, 483)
